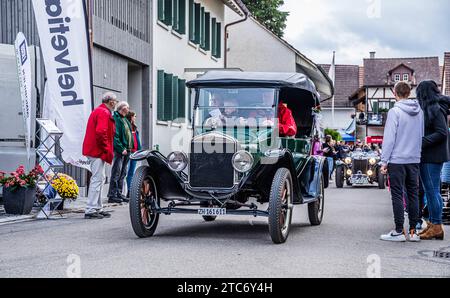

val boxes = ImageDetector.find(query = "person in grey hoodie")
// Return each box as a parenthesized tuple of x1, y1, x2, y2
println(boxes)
(380, 82, 424, 242)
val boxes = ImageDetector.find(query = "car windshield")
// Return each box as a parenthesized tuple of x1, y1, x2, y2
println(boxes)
(194, 88, 277, 129)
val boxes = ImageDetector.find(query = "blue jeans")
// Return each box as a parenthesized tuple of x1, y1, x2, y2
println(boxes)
(420, 163, 444, 225)
(327, 157, 334, 179)
(126, 159, 138, 193)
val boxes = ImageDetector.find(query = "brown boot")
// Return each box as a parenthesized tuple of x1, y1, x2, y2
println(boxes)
(419, 221, 433, 236)
(420, 224, 445, 240)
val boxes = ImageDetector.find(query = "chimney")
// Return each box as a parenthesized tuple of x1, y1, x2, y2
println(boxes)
(370, 51, 376, 59)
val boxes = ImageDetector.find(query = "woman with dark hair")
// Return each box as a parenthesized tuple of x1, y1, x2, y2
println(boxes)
(417, 80, 450, 240)
(126, 111, 142, 198)
(323, 135, 337, 182)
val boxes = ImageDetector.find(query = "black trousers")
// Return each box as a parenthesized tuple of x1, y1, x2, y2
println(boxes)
(388, 164, 420, 233)
(108, 153, 130, 199)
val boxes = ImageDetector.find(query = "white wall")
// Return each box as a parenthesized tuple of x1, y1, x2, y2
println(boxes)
(152, 0, 227, 155)
(321, 108, 356, 130)
(225, 9, 296, 72)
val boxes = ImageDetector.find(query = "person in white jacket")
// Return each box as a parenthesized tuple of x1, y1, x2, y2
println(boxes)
(380, 82, 424, 242)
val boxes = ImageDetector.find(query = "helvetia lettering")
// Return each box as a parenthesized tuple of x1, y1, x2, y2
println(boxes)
(45, 0, 83, 107)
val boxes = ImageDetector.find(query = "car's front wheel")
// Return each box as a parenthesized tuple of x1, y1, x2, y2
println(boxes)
(129, 166, 160, 238)
(336, 165, 345, 188)
(268, 168, 293, 244)
(308, 174, 325, 226)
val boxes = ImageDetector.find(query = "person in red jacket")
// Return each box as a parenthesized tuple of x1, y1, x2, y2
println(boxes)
(82, 92, 118, 219)
(277, 101, 297, 137)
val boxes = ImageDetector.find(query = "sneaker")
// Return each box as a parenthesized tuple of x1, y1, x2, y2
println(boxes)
(85, 212, 104, 219)
(98, 211, 112, 218)
(108, 197, 123, 204)
(121, 197, 130, 203)
(380, 230, 406, 242)
(408, 230, 421, 242)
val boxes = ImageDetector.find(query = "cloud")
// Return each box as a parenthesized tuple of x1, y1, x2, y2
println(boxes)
(281, 0, 450, 65)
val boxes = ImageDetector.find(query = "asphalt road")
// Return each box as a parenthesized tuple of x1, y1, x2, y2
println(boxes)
(0, 184, 449, 278)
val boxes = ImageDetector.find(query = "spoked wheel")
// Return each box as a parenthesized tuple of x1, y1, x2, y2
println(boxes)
(269, 168, 293, 244)
(308, 174, 325, 226)
(129, 166, 160, 238)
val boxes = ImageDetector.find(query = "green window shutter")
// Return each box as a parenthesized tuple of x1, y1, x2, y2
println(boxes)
(214, 22, 222, 58)
(178, 79, 186, 119)
(157, 70, 165, 121)
(158, 0, 165, 22)
(200, 7, 205, 49)
(172, 76, 179, 121)
(164, 73, 173, 121)
(163, 0, 173, 25)
(372, 101, 379, 114)
(204, 12, 210, 51)
(172, 0, 179, 30)
(189, 0, 195, 42)
(188, 88, 192, 123)
(194, 3, 201, 44)
(211, 18, 217, 56)
(178, 0, 186, 34)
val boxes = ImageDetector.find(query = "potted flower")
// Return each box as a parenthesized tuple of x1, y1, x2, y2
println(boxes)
(0, 165, 44, 215)
(50, 174, 79, 203)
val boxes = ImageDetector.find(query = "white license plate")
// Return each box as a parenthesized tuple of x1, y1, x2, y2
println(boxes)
(198, 208, 227, 216)
(351, 176, 369, 185)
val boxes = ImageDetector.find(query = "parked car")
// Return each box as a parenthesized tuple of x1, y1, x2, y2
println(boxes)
(128, 71, 331, 244)
(335, 149, 386, 189)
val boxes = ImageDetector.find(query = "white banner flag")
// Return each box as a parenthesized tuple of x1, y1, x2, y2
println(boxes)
(14, 32, 33, 161)
(32, 0, 93, 169)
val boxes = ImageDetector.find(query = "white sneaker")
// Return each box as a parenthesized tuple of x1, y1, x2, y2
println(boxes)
(380, 230, 407, 242)
(408, 230, 421, 242)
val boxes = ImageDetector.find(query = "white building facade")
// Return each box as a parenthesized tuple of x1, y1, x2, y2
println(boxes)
(152, 0, 246, 154)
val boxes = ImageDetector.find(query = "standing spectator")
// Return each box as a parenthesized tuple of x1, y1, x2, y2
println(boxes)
(417, 80, 450, 241)
(323, 135, 336, 182)
(82, 92, 118, 219)
(380, 82, 424, 242)
(312, 135, 323, 156)
(126, 111, 142, 198)
(108, 102, 134, 204)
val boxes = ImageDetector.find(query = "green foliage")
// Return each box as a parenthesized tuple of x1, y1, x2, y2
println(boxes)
(324, 128, 342, 142)
(242, 0, 289, 38)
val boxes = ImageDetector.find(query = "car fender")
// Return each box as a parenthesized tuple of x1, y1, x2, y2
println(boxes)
(131, 151, 188, 200)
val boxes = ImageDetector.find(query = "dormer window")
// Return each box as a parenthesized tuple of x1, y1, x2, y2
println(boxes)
(403, 74, 409, 81)
(394, 74, 401, 82)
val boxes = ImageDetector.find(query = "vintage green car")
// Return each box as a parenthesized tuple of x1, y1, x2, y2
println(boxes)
(129, 71, 331, 244)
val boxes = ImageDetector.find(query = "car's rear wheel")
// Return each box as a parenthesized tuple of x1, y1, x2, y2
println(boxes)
(268, 168, 293, 244)
(308, 174, 325, 226)
(378, 169, 386, 190)
(336, 165, 345, 188)
(129, 166, 160, 238)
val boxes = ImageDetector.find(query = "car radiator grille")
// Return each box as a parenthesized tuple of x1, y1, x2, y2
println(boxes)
(189, 141, 235, 189)
(353, 159, 369, 174)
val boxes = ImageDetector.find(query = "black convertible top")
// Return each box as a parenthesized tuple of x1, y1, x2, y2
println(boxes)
(187, 71, 319, 97)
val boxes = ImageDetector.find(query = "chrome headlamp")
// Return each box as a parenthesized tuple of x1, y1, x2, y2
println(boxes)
(344, 157, 352, 165)
(232, 151, 254, 173)
(369, 158, 377, 165)
(167, 151, 188, 172)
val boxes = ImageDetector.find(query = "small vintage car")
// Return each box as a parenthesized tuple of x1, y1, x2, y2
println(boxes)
(129, 71, 332, 244)
(335, 149, 386, 189)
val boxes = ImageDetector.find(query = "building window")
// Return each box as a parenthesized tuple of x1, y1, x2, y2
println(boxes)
(394, 74, 401, 82)
(403, 74, 409, 81)
(158, 0, 186, 34)
(157, 70, 187, 121)
(189, 1, 213, 52)
(211, 18, 222, 58)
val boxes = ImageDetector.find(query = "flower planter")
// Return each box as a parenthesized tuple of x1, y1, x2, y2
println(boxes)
(3, 187, 36, 215)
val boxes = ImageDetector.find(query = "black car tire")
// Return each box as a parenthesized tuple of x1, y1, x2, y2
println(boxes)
(308, 174, 325, 226)
(268, 168, 293, 244)
(378, 169, 386, 190)
(336, 165, 345, 188)
(129, 166, 160, 238)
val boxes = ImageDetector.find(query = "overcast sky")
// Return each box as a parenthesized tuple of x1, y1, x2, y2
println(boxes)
(281, 0, 450, 65)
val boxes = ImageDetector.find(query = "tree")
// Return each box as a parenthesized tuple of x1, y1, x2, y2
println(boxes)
(324, 128, 342, 142)
(242, 0, 289, 38)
